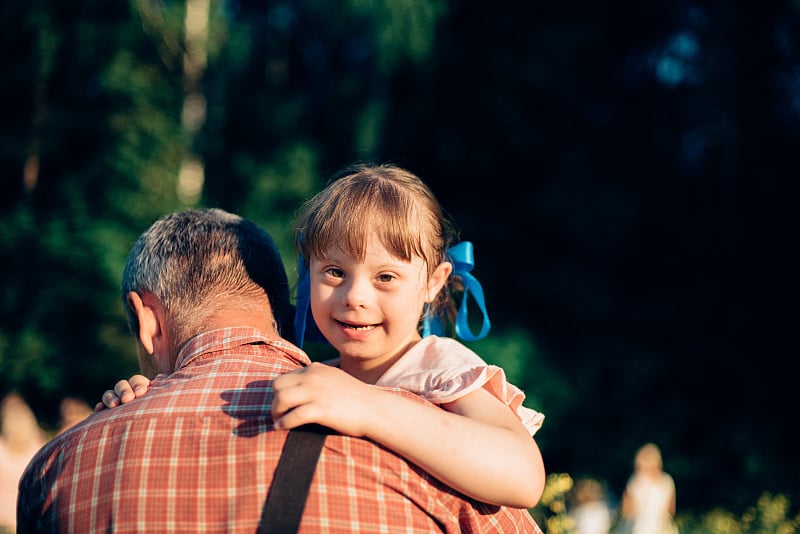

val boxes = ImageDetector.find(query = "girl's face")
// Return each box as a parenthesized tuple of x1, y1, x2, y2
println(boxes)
(308, 233, 451, 383)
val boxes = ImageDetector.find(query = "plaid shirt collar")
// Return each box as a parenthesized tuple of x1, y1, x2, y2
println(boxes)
(174, 326, 311, 371)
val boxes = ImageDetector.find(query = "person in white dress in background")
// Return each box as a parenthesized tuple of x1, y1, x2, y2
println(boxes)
(622, 443, 678, 534)
(570, 477, 612, 534)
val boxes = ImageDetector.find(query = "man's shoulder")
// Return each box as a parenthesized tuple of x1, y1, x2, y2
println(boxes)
(18, 420, 79, 506)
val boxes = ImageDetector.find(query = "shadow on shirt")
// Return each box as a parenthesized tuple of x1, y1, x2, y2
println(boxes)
(220, 380, 275, 438)
(220, 380, 335, 438)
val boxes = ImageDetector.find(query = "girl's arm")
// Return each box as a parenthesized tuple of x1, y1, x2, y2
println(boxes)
(94, 375, 151, 411)
(272, 362, 545, 509)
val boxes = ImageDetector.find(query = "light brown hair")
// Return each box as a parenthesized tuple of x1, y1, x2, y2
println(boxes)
(294, 163, 458, 318)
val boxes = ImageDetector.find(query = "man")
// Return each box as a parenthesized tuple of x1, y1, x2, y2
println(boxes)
(18, 208, 541, 533)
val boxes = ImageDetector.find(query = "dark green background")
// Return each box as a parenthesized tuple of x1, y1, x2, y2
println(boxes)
(1, 0, 796, 517)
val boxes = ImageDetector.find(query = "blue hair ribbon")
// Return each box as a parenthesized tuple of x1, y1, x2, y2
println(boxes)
(294, 241, 491, 347)
(293, 255, 327, 348)
(422, 241, 492, 342)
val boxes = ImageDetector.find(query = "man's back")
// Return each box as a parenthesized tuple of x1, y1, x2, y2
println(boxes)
(19, 328, 539, 533)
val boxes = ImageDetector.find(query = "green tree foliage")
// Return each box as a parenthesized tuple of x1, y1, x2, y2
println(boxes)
(0, 0, 205, 424)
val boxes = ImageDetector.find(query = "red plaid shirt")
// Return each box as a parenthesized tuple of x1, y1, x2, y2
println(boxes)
(18, 327, 543, 533)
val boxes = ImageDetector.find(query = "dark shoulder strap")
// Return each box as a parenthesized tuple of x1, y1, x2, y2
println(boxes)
(259, 425, 329, 534)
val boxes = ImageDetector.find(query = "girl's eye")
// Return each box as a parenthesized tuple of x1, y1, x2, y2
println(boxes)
(377, 273, 395, 283)
(325, 267, 344, 279)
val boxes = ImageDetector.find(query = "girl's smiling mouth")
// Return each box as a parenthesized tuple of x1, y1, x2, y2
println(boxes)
(335, 320, 378, 332)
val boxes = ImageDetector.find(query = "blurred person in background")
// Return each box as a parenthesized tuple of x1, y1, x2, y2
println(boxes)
(621, 443, 677, 534)
(56, 397, 93, 435)
(569, 477, 612, 534)
(0, 392, 47, 533)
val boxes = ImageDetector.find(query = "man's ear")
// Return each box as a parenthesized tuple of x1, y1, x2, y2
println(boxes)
(426, 261, 453, 303)
(126, 291, 161, 355)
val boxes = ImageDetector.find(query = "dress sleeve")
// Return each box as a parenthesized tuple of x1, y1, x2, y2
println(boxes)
(375, 337, 545, 436)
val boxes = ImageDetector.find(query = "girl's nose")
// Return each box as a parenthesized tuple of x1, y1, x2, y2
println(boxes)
(341, 277, 370, 308)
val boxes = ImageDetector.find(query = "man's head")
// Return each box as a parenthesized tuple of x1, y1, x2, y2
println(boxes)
(121, 208, 292, 376)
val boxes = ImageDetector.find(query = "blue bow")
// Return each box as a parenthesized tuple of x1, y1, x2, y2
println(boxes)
(293, 241, 491, 348)
(293, 255, 327, 348)
(421, 241, 492, 341)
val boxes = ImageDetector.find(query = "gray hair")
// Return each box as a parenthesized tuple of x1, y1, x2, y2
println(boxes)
(121, 208, 292, 347)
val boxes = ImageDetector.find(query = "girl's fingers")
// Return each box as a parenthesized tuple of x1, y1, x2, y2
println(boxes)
(114, 380, 136, 403)
(129, 375, 151, 395)
(101, 389, 121, 409)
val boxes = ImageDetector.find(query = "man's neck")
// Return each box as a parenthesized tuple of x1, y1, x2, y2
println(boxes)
(205, 311, 275, 332)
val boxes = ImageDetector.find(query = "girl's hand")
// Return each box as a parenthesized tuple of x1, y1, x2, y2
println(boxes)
(271, 362, 376, 436)
(94, 375, 151, 411)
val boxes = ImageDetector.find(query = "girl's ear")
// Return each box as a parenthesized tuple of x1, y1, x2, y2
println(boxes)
(126, 291, 161, 355)
(426, 261, 453, 303)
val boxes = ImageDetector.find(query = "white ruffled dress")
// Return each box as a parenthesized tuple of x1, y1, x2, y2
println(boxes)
(369, 336, 545, 436)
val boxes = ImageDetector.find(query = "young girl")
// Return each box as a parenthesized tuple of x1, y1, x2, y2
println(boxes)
(101, 163, 546, 509)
